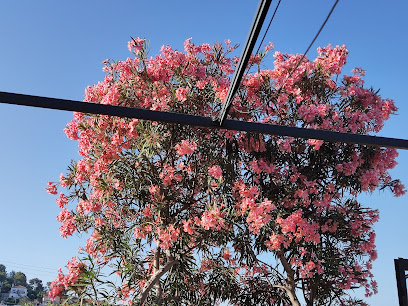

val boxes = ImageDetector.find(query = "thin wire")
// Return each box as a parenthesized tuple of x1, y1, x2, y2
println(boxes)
(0, 259, 57, 272)
(3, 265, 57, 276)
(242, 0, 282, 78)
(277, 0, 340, 92)
(254, 0, 282, 56)
(233, 0, 282, 115)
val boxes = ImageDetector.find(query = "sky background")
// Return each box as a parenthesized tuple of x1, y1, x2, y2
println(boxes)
(0, 0, 407, 304)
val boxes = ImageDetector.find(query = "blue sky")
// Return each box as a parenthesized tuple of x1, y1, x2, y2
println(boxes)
(0, 0, 407, 304)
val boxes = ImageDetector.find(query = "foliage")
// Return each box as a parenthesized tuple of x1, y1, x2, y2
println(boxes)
(0, 266, 7, 284)
(47, 38, 405, 305)
(27, 278, 44, 300)
(0, 264, 45, 300)
(5, 297, 18, 305)
(13, 272, 27, 287)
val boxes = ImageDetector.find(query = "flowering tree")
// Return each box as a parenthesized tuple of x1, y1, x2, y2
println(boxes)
(47, 38, 405, 305)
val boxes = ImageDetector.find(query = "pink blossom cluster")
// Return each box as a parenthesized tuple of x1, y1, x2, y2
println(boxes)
(246, 199, 275, 234)
(208, 165, 222, 179)
(127, 37, 145, 54)
(49, 257, 85, 300)
(46, 181, 57, 194)
(56, 209, 76, 238)
(175, 87, 190, 102)
(175, 139, 197, 156)
(266, 210, 320, 252)
(201, 207, 225, 230)
(156, 224, 180, 249)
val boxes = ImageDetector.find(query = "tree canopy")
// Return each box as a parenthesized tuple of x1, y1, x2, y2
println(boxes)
(47, 38, 405, 305)
(13, 271, 27, 287)
(0, 264, 45, 300)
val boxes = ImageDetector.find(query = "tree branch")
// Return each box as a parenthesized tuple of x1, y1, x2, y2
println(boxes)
(277, 251, 300, 306)
(154, 248, 163, 305)
(273, 284, 289, 291)
(140, 255, 178, 305)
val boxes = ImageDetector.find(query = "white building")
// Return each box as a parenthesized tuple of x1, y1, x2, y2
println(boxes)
(9, 285, 28, 298)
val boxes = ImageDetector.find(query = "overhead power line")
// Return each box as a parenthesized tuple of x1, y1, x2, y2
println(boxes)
(2, 265, 57, 276)
(279, 0, 340, 90)
(1, 91, 408, 150)
(242, 0, 282, 86)
(0, 259, 57, 272)
(253, 0, 282, 56)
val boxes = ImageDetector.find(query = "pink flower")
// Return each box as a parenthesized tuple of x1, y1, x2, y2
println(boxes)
(208, 165, 222, 179)
(247, 199, 275, 234)
(56, 209, 77, 238)
(49, 276, 64, 300)
(156, 225, 180, 249)
(127, 37, 145, 54)
(264, 42, 274, 52)
(134, 227, 147, 239)
(59, 173, 68, 187)
(392, 180, 406, 197)
(56, 193, 69, 208)
(196, 80, 207, 89)
(46, 182, 58, 195)
(175, 140, 197, 156)
(308, 139, 323, 150)
(182, 219, 194, 235)
(223, 248, 231, 260)
(175, 87, 190, 102)
(63, 120, 79, 140)
(201, 208, 225, 230)
(149, 185, 159, 196)
(266, 233, 285, 251)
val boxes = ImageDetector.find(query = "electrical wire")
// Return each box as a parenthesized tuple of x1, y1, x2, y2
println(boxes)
(277, 0, 340, 91)
(241, 0, 282, 81)
(253, 0, 282, 57)
(2, 265, 57, 276)
(0, 260, 58, 274)
(231, 0, 282, 116)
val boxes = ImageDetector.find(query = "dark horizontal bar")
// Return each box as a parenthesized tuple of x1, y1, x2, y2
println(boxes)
(1, 91, 408, 150)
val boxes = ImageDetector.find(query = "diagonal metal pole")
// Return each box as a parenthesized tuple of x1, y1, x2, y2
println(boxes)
(1, 91, 408, 150)
(216, 0, 272, 126)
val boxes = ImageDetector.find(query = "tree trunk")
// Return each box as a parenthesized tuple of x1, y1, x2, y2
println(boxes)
(277, 251, 300, 306)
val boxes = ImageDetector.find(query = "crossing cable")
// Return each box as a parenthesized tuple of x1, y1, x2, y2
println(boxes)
(230, 0, 282, 117)
(239, 0, 282, 95)
(1, 91, 408, 150)
(253, 0, 282, 58)
(216, 0, 272, 126)
(276, 0, 339, 92)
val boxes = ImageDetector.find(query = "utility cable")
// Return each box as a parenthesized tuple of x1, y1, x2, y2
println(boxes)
(253, 0, 282, 57)
(232, 0, 282, 116)
(0, 260, 58, 272)
(277, 0, 339, 92)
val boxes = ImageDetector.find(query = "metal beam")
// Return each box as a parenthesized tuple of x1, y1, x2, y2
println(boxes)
(395, 258, 408, 306)
(216, 0, 272, 126)
(1, 91, 408, 150)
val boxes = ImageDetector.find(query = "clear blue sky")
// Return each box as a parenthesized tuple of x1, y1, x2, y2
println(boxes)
(0, 1, 407, 304)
